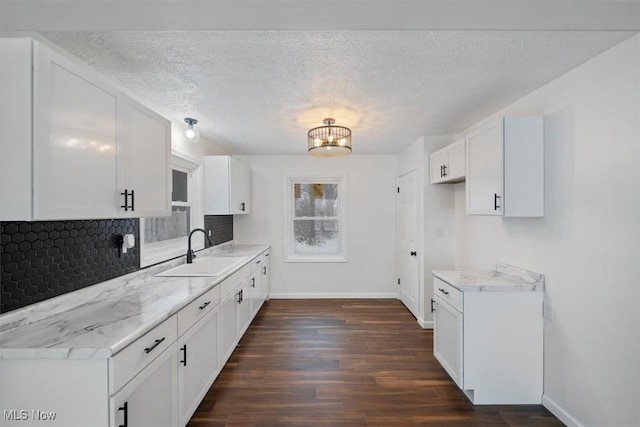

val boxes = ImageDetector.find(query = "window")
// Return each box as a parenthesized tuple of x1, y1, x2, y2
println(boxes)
(285, 177, 347, 262)
(140, 153, 203, 267)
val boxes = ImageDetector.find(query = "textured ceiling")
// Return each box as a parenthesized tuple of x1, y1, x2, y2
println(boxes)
(42, 30, 635, 154)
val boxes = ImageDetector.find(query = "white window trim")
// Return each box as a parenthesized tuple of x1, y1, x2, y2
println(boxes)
(139, 151, 204, 267)
(284, 176, 348, 263)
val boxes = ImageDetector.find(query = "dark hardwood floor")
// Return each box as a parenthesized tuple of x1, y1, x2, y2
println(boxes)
(188, 299, 563, 426)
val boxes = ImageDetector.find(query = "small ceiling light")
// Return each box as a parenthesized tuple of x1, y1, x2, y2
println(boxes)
(184, 117, 200, 143)
(307, 118, 352, 157)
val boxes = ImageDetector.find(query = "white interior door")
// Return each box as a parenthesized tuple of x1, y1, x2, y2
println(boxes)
(398, 170, 419, 318)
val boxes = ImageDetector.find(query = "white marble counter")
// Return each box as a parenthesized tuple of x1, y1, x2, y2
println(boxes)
(433, 262, 544, 292)
(0, 243, 269, 360)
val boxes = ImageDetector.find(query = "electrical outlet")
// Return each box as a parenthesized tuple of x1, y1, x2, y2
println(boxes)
(543, 301, 554, 321)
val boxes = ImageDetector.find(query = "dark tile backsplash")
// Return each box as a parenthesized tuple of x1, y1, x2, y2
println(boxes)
(0, 216, 234, 314)
(204, 215, 234, 247)
(0, 219, 139, 313)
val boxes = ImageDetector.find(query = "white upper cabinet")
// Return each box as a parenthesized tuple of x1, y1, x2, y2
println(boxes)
(119, 98, 171, 217)
(204, 156, 251, 215)
(465, 117, 544, 217)
(0, 37, 171, 221)
(429, 138, 465, 184)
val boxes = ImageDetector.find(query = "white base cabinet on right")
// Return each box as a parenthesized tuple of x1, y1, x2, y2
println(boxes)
(432, 269, 543, 405)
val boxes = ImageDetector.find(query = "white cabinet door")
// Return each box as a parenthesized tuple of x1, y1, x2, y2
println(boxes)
(111, 344, 178, 427)
(229, 157, 251, 214)
(261, 259, 270, 304)
(177, 306, 219, 426)
(219, 287, 239, 365)
(433, 296, 463, 389)
(33, 40, 120, 220)
(248, 271, 261, 319)
(236, 279, 252, 337)
(446, 138, 466, 181)
(465, 121, 503, 215)
(119, 99, 171, 217)
(429, 148, 448, 184)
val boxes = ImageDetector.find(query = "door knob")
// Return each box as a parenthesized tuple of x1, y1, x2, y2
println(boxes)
(410, 251, 417, 256)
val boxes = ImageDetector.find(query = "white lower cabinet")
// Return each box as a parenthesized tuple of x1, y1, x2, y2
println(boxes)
(432, 295, 463, 389)
(220, 285, 240, 365)
(177, 306, 219, 426)
(0, 250, 270, 427)
(432, 276, 543, 404)
(111, 344, 179, 427)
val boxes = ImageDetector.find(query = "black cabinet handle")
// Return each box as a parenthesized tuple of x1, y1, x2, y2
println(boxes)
(120, 189, 135, 211)
(144, 337, 165, 354)
(440, 165, 444, 177)
(256, 260, 261, 265)
(180, 344, 187, 366)
(442, 164, 447, 177)
(118, 401, 128, 427)
(199, 301, 211, 310)
(430, 298, 436, 313)
(237, 289, 243, 304)
(438, 288, 449, 295)
(240, 202, 246, 212)
(494, 193, 501, 211)
(251, 277, 256, 288)
(120, 189, 129, 211)
(410, 251, 417, 257)
(262, 266, 267, 275)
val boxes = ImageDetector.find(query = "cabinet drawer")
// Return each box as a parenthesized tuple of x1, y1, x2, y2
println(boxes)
(434, 277, 463, 312)
(219, 264, 251, 298)
(110, 315, 178, 394)
(177, 286, 220, 336)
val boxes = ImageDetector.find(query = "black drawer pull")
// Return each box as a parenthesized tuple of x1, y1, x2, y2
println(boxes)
(410, 251, 417, 256)
(118, 401, 128, 427)
(494, 193, 501, 211)
(240, 202, 246, 211)
(442, 164, 447, 177)
(256, 260, 261, 264)
(430, 298, 436, 313)
(144, 337, 165, 354)
(251, 277, 256, 288)
(199, 301, 211, 310)
(438, 288, 449, 295)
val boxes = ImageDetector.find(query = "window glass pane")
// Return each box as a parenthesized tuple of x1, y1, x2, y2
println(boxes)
(144, 206, 191, 243)
(172, 170, 188, 202)
(293, 219, 339, 255)
(294, 183, 338, 218)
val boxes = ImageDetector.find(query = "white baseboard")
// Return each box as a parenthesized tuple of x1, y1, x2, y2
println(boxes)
(542, 394, 583, 427)
(268, 293, 399, 299)
(418, 317, 433, 329)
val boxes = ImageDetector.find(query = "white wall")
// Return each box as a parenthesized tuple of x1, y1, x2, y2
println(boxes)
(454, 35, 640, 426)
(233, 155, 398, 298)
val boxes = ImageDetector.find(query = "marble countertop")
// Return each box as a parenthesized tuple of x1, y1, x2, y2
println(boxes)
(0, 243, 269, 360)
(433, 263, 544, 292)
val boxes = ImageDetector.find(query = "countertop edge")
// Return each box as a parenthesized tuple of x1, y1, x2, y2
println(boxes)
(0, 243, 270, 359)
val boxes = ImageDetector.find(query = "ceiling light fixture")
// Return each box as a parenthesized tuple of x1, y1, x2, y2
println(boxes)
(184, 117, 200, 143)
(307, 118, 352, 157)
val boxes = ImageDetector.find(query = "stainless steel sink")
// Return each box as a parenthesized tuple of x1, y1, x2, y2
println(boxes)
(156, 256, 247, 277)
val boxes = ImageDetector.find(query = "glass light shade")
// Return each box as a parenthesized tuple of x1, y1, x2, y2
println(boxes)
(307, 118, 352, 157)
(184, 118, 200, 143)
